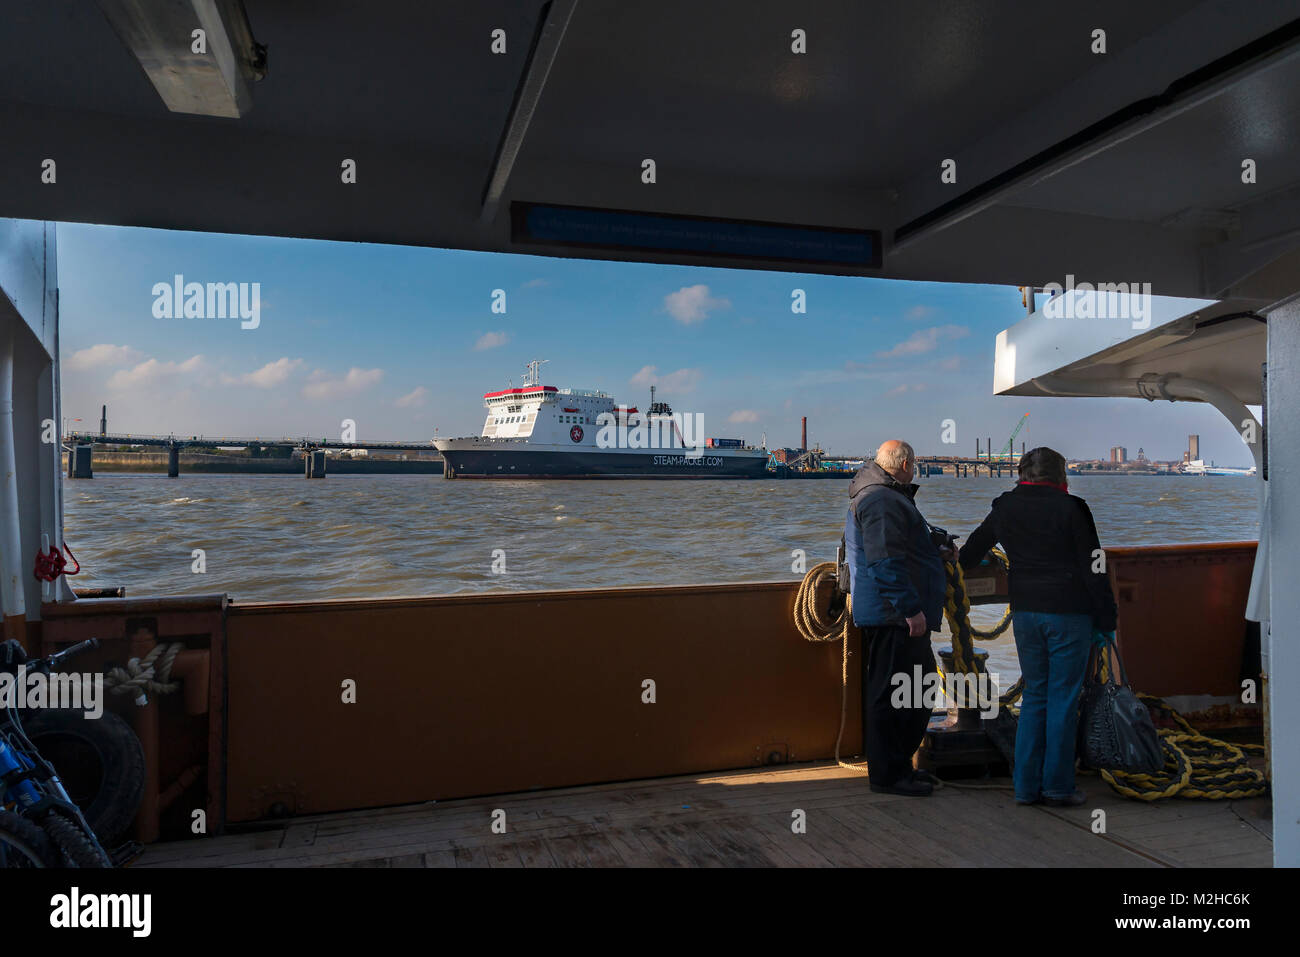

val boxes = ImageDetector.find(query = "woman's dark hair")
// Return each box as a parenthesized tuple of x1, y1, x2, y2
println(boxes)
(1018, 446, 1068, 485)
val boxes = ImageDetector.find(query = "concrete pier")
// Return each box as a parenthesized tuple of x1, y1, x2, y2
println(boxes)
(305, 448, 327, 479)
(68, 444, 93, 479)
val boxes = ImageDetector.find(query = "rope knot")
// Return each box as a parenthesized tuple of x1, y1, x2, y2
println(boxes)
(105, 642, 183, 698)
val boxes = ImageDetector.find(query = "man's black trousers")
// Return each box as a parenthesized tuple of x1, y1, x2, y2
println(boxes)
(860, 624, 938, 786)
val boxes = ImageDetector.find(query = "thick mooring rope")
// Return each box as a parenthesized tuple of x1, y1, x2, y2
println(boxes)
(1094, 653, 1268, 801)
(941, 552, 1022, 711)
(793, 561, 868, 774)
(104, 642, 184, 700)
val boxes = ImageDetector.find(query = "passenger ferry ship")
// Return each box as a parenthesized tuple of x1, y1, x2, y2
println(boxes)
(1184, 459, 1258, 477)
(433, 361, 769, 478)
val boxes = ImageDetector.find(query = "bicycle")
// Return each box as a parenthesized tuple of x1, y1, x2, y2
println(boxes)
(0, 638, 113, 867)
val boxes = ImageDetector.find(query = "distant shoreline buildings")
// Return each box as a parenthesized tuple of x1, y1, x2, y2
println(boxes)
(1072, 433, 1249, 473)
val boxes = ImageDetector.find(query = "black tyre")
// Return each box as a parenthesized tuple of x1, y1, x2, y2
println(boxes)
(43, 811, 112, 868)
(0, 810, 57, 867)
(24, 708, 145, 845)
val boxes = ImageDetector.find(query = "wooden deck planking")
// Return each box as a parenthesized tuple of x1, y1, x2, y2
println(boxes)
(140, 785, 901, 868)
(137, 762, 1273, 868)
(826, 801, 981, 867)
(511, 837, 558, 868)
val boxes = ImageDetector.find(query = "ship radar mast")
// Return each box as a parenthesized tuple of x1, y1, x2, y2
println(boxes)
(522, 359, 549, 387)
(648, 383, 672, 416)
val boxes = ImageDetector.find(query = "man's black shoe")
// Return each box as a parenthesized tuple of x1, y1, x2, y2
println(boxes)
(1042, 789, 1086, 807)
(910, 768, 940, 786)
(869, 777, 933, 797)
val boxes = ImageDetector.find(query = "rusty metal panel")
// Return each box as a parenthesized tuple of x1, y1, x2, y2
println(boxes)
(224, 583, 858, 823)
(962, 558, 1010, 605)
(1108, 542, 1256, 697)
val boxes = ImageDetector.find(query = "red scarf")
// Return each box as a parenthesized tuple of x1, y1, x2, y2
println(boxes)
(1018, 479, 1069, 492)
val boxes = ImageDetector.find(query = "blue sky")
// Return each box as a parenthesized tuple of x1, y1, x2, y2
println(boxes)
(55, 222, 1250, 463)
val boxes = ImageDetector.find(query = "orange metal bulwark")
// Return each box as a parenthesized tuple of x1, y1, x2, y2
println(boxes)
(1106, 542, 1257, 697)
(222, 582, 857, 823)
(34, 541, 1264, 837)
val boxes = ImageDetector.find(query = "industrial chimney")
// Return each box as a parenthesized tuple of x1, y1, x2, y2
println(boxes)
(100, 405, 107, 437)
(801, 416, 807, 451)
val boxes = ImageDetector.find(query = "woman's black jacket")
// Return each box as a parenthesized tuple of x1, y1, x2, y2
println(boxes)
(957, 483, 1118, 632)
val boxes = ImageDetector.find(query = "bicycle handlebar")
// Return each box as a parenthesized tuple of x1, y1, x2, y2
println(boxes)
(46, 638, 100, 670)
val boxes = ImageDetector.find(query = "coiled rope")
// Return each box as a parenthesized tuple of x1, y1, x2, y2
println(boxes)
(1091, 656, 1268, 801)
(796, 551, 1269, 801)
(104, 642, 185, 701)
(793, 561, 866, 774)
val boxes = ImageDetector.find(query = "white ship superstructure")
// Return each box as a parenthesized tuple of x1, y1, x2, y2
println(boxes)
(434, 360, 768, 479)
(1184, 459, 1257, 477)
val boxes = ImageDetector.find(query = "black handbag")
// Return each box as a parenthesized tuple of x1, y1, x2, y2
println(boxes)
(1077, 639, 1164, 773)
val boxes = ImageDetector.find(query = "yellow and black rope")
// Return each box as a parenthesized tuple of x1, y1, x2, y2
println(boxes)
(1094, 658, 1267, 800)
(942, 553, 1022, 711)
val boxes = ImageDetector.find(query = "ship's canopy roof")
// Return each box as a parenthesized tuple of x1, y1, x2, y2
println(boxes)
(2, 2, 1300, 304)
(995, 294, 1266, 403)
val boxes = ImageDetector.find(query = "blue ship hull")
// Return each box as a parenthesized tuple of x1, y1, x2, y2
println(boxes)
(440, 448, 768, 479)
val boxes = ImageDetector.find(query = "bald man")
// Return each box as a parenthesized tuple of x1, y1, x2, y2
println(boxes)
(844, 440, 950, 796)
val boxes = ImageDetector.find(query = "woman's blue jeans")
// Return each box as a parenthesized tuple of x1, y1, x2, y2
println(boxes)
(1010, 610, 1093, 801)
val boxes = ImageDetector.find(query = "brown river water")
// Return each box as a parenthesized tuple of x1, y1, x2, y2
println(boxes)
(62, 473, 1259, 685)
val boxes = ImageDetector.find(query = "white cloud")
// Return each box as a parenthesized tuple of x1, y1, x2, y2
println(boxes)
(884, 383, 929, 398)
(474, 331, 509, 350)
(876, 324, 969, 358)
(629, 365, 702, 394)
(663, 284, 730, 324)
(107, 355, 205, 390)
(66, 344, 142, 371)
(658, 369, 702, 394)
(301, 367, 385, 400)
(226, 357, 303, 389)
(395, 386, 429, 408)
(521, 278, 550, 289)
(905, 305, 937, 321)
(729, 409, 760, 423)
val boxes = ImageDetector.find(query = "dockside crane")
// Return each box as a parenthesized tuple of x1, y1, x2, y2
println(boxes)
(995, 413, 1029, 460)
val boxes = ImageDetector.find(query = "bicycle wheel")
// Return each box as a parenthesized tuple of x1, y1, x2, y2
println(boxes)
(0, 810, 57, 867)
(43, 811, 112, 868)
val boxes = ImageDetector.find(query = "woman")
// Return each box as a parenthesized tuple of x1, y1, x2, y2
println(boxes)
(957, 447, 1117, 807)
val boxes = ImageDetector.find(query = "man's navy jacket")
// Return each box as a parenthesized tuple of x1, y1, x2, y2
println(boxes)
(844, 462, 947, 632)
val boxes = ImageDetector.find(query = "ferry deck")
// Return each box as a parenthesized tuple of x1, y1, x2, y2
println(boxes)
(1, 1, 1298, 869)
